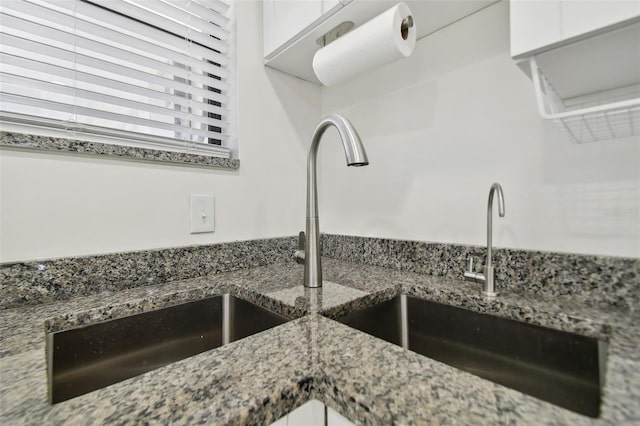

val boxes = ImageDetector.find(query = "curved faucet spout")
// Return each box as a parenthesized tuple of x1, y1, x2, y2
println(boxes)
(307, 115, 369, 220)
(489, 183, 505, 219)
(464, 183, 506, 297)
(484, 183, 505, 296)
(305, 114, 369, 288)
(487, 183, 505, 269)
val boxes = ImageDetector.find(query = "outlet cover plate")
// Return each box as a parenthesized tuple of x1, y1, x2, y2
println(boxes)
(190, 194, 215, 234)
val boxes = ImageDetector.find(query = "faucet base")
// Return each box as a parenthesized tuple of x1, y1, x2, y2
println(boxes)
(463, 263, 498, 297)
(483, 266, 497, 297)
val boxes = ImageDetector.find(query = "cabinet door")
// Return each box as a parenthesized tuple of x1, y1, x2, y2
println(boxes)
(322, 0, 352, 14)
(510, 0, 640, 57)
(322, 0, 340, 14)
(264, 0, 323, 57)
(510, 0, 562, 57)
(560, 1, 640, 39)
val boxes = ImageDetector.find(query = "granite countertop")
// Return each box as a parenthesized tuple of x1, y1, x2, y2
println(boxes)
(1, 258, 639, 425)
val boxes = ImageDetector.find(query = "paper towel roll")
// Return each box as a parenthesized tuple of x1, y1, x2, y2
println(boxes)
(313, 2, 416, 86)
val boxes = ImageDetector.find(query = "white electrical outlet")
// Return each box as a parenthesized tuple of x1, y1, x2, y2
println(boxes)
(190, 194, 215, 234)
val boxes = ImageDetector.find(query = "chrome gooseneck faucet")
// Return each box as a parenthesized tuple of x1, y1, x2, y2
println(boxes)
(464, 183, 505, 297)
(304, 114, 369, 288)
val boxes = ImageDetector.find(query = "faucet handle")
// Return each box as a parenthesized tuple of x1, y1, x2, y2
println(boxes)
(464, 257, 486, 284)
(298, 231, 305, 250)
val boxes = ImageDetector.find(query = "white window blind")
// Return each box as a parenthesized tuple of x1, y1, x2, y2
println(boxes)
(0, 0, 232, 158)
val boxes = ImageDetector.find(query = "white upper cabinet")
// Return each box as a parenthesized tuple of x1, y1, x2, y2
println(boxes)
(510, 0, 640, 144)
(322, 0, 341, 13)
(263, 0, 497, 84)
(263, 0, 350, 58)
(510, 0, 640, 57)
(263, 1, 323, 57)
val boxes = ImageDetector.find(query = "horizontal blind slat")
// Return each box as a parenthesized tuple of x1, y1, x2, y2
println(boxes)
(1, 2, 230, 70)
(192, 0, 230, 15)
(0, 0, 231, 152)
(0, 73, 230, 129)
(86, 0, 228, 52)
(1, 29, 230, 92)
(72, 0, 230, 63)
(0, 110, 231, 157)
(171, 0, 230, 28)
(127, 0, 229, 41)
(0, 53, 228, 117)
(2, 93, 226, 142)
(11, 47, 229, 104)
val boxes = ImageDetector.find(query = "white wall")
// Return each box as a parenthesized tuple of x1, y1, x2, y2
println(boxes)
(0, 1, 320, 263)
(317, 0, 639, 258)
(2, 0, 637, 263)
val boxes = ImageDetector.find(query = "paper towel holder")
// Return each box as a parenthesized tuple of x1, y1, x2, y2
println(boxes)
(315, 21, 355, 47)
(315, 14, 414, 47)
(401, 15, 414, 40)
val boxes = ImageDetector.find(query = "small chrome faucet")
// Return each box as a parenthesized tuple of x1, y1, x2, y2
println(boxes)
(464, 183, 505, 297)
(304, 114, 369, 288)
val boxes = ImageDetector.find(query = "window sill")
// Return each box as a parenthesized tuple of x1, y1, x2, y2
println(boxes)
(0, 132, 240, 170)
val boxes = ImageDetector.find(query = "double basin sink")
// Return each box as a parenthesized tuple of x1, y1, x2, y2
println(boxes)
(334, 295, 605, 418)
(47, 295, 288, 404)
(48, 291, 606, 418)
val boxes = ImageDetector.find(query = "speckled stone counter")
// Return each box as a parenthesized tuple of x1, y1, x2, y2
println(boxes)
(0, 132, 240, 169)
(1, 259, 639, 425)
(0, 237, 298, 309)
(321, 234, 640, 311)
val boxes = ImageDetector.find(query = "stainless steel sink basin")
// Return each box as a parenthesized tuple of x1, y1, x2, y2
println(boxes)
(334, 295, 606, 418)
(47, 294, 288, 404)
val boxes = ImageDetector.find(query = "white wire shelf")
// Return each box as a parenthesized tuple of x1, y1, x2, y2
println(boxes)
(530, 56, 640, 144)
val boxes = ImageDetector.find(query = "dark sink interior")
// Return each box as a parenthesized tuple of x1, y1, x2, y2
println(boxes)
(334, 295, 606, 418)
(47, 295, 288, 404)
